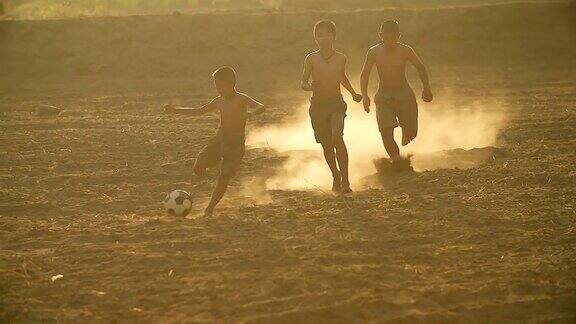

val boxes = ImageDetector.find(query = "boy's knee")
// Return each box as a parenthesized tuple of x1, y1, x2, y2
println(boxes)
(321, 141, 334, 151)
(217, 174, 232, 185)
(331, 134, 345, 147)
(380, 128, 395, 141)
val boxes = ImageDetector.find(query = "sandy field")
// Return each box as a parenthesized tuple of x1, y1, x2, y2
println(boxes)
(1, 1, 576, 322)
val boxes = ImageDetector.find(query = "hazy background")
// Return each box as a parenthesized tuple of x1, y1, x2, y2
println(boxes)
(1, 0, 563, 20)
(1, 0, 574, 98)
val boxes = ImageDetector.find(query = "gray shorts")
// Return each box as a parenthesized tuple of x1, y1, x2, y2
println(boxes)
(195, 134, 245, 177)
(375, 87, 418, 133)
(309, 96, 347, 144)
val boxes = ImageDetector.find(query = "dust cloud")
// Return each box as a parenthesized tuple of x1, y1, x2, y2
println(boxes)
(247, 93, 507, 190)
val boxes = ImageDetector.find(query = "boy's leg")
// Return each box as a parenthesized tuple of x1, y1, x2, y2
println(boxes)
(320, 141, 341, 192)
(204, 174, 231, 216)
(380, 127, 400, 160)
(204, 144, 244, 216)
(376, 101, 401, 160)
(193, 160, 208, 178)
(193, 138, 222, 180)
(331, 112, 350, 193)
(398, 99, 419, 146)
(310, 104, 342, 192)
(401, 130, 416, 146)
(333, 136, 349, 192)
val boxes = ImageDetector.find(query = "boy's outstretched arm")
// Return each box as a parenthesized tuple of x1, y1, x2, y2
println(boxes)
(340, 56, 363, 102)
(163, 98, 217, 115)
(301, 54, 314, 91)
(245, 95, 266, 117)
(407, 47, 433, 102)
(360, 48, 376, 112)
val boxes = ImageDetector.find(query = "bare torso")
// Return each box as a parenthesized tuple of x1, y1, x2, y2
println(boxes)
(373, 43, 412, 90)
(215, 93, 249, 142)
(308, 51, 346, 99)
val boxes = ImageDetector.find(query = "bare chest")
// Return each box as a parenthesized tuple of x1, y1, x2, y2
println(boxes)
(218, 98, 247, 121)
(375, 48, 406, 69)
(311, 57, 342, 80)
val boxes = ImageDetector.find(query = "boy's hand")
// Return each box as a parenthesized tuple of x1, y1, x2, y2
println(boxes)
(422, 89, 433, 103)
(163, 103, 176, 114)
(302, 80, 320, 92)
(352, 93, 363, 103)
(362, 95, 371, 113)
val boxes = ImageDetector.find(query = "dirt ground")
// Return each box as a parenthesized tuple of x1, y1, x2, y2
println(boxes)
(1, 1, 576, 323)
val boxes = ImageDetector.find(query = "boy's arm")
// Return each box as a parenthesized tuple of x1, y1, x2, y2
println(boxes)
(360, 47, 376, 112)
(164, 98, 218, 116)
(406, 46, 433, 102)
(340, 56, 362, 103)
(301, 54, 314, 91)
(245, 95, 266, 117)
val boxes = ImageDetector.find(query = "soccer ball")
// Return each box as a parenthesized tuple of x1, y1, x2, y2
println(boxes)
(163, 190, 192, 217)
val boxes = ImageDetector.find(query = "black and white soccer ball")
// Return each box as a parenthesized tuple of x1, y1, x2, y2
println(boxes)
(163, 190, 192, 217)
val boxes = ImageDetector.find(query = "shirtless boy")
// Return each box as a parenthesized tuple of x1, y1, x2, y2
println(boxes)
(360, 20, 433, 164)
(301, 20, 363, 193)
(164, 66, 265, 216)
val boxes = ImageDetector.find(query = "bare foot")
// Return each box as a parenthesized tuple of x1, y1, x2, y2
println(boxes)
(401, 130, 416, 146)
(341, 179, 352, 194)
(401, 133, 412, 146)
(203, 207, 214, 217)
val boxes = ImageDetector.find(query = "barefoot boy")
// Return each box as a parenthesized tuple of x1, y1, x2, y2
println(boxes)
(164, 66, 265, 216)
(301, 20, 363, 193)
(360, 20, 433, 164)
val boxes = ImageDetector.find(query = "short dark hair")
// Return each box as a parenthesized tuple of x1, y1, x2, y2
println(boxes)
(212, 66, 236, 84)
(380, 20, 400, 33)
(314, 20, 336, 36)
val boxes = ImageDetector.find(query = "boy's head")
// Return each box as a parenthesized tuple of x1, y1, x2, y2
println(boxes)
(314, 20, 336, 49)
(379, 20, 400, 46)
(212, 66, 236, 97)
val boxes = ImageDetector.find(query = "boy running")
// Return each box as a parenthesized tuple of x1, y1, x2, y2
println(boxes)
(301, 20, 363, 193)
(360, 20, 433, 165)
(164, 66, 265, 216)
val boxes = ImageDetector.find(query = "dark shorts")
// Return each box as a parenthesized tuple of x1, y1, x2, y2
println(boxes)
(375, 87, 418, 135)
(195, 134, 245, 177)
(309, 96, 347, 144)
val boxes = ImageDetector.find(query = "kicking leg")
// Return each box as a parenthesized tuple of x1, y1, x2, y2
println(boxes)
(190, 153, 217, 195)
(192, 139, 221, 184)
(193, 161, 208, 178)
